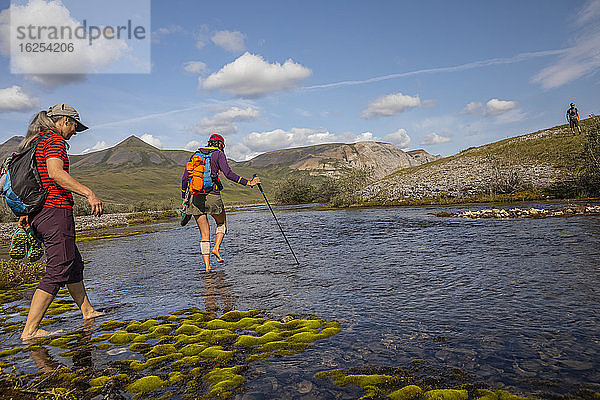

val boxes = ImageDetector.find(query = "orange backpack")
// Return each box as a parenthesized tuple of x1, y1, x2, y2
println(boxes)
(186, 148, 216, 194)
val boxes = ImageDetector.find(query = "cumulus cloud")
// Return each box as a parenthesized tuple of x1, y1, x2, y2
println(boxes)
(184, 61, 208, 74)
(199, 52, 312, 97)
(211, 30, 246, 52)
(484, 99, 518, 116)
(420, 133, 451, 145)
(0, 0, 135, 87)
(532, 0, 600, 88)
(193, 106, 260, 135)
(0, 86, 39, 112)
(243, 127, 336, 152)
(460, 102, 483, 115)
(360, 92, 421, 119)
(184, 140, 204, 151)
(82, 140, 109, 154)
(384, 128, 411, 148)
(140, 134, 163, 149)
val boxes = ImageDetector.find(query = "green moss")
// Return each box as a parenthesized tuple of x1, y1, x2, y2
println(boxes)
(132, 333, 150, 343)
(169, 371, 184, 384)
(108, 330, 139, 345)
(91, 333, 113, 343)
(321, 326, 342, 338)
(176, 324, 202, 335)
(205, 317, 265, 331)
(497, 390, 542, 400)
(96, 343, 111, 351)
(138, 319, 160, 332)
(424, 389, 469, 400)
(149, 324, 176, 337)
(197, 328, 237, 344)
(45, 304, 74, 316)
(389, 385, 423, 400)
(475, 389, 499, 400)
(199, 346, 235, 362)
(245, 352, 270, 362)
(204, 366, 245, 398)
(316, 370, 393, 388)
(129, 342, 151, 353)
(148, 344, 178, 355)
(180, 343, 207, 356)
(130, 353, 183, 371)
(126, 375, 168, 394)
(125, 321, 142, 332)
(254, 320, 286, 334)
(234, 331, 281, 347)
(172, 355, 202, 368)
(286, 331, 322, 343)
(219, 310, 260, 321)
(89, 376, 111, 387)
(100, 320, 127, 330)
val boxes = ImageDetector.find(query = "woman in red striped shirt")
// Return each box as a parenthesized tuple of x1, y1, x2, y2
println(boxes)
(18, 104, 104, 342)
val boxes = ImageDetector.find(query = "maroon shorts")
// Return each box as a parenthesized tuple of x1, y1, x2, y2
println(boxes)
(31, 207, 84, 296)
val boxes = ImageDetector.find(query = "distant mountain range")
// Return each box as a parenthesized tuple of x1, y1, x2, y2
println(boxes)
(0, 135, 437, 205)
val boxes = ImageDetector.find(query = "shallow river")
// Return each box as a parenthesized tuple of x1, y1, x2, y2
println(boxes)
(4, 204, 600, 398)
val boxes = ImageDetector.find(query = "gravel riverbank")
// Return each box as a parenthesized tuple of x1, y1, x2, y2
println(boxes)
(0, 213, 131, 240)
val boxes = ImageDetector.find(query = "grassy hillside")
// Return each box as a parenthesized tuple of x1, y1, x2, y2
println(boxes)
(364, 118, 598, 205)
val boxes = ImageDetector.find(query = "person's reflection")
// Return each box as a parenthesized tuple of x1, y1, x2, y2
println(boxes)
(202, 270, 235, 316)
(28, 344, 59, 373)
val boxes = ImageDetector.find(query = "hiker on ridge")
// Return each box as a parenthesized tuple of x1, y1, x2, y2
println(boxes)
(566, 102, 581, 135)
(18, 104, 104, 341)
(181, 133, 260, 272)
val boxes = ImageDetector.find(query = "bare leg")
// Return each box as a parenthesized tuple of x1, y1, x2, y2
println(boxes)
(194, 214, 211, 272)
(211, 211, 226, 263)
(21, 289, 59, 341)
(67, 281, 104, 320)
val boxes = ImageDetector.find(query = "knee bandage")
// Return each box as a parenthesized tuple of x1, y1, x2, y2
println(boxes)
(200, 241, 210, 255)
(216, 223, 227, 235)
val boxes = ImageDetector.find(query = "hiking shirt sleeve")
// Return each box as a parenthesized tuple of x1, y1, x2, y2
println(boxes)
(181, 168, 189, 198)
(214, 151, 248, 186)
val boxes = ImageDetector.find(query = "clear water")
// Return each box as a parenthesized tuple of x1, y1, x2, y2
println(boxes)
(4, 204, 600, 398)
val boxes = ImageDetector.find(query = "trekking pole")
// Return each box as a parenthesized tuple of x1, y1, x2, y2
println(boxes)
(253, 175, 299, 265)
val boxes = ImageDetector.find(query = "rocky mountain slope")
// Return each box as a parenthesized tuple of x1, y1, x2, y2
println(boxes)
(362, 123, 584, 203)
(239, 141, 439, 179)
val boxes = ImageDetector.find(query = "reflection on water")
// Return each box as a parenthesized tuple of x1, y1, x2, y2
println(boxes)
(202, 270, 235, 316)
(2, 204, 599, 398)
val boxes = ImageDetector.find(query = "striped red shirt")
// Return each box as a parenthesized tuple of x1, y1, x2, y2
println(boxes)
(34, 131, 74, 208)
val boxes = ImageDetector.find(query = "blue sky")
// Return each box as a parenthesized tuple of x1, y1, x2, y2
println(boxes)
(0, 0, 599, 160)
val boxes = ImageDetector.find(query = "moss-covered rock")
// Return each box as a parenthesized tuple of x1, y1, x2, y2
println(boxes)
(199, 346, 235, 362)
(475, 389, 499, 400)
(126, 375, 168, 394)
(89, 375, 111, 387)
(204, 366, 245, 398)
(219, 310, 260, 321)
(100, 320, 127, 330)
(389, 385, 423, 400)
(497, 390, 542, 400)
(148, 344, 178, 355)
(234, 331, 281, 347)
(180, 343, 207, 356)
(175, 324, 202, 335)
(424, 389, 469, 400)
(108, 330, 138, 345)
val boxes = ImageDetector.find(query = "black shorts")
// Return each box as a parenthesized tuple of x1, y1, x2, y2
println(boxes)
(31, 207, 84, 296)
(569, 118, 579, 128)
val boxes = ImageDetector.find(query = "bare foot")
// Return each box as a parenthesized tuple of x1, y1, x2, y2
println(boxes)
(212, 249, 224, 263)
(83, 310, 105, 320)
(21, 329, 63, 343)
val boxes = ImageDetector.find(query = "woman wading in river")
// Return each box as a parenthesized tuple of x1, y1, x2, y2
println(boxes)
(181, 133, 260, 272)
(18, 104, 104, 341)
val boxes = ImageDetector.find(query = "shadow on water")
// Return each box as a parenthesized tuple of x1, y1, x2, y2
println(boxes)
(0, 203, 599, 398)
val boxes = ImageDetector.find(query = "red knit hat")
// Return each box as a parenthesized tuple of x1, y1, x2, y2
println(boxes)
(209, 133, 225, 144)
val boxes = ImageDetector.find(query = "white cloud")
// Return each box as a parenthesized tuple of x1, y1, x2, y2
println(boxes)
(199, 52, 312, 97)
(532, 0, 600, 88)
(484, 99, 518, 116)
(226, 142, 261, 161)
(0, 0, 131, 87)
(0, 86, 39, 112)
(184, 61, 208, 74)
(184, 140, 204, 151)
(211, 30, 246, 52)
(152, 25, 185, 44)
(360, 93, 421, 119)
(420, 133, 451, 145)
(140, 134, 163, 149)
(243, 127, 336, 152)
(384, 128, 411, 148)
(193, 106, 260, 135)
(82, 140, 109, 154)
(460, 102, 483, 115)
